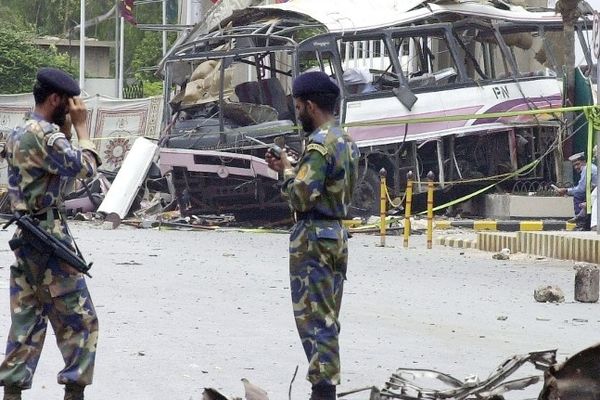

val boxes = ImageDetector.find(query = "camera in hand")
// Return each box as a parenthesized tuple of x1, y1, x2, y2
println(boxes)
(268, 145, 283, 159)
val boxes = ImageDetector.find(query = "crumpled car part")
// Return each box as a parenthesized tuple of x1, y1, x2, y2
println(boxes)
(366, 350, 556, 400)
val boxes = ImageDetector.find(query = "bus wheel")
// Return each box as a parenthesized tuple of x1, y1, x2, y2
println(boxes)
(349, 167, 381, 218)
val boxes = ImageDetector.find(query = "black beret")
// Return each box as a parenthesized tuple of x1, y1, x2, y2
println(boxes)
(36, 67, 81, 97)
(293, 71, 340, 98)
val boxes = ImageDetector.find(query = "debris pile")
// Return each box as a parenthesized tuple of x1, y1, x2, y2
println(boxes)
(492, 248, 511, 260)
(357, 350, 556, 400)
(534, 286, 565, 303)
(199, 344, 600, 400)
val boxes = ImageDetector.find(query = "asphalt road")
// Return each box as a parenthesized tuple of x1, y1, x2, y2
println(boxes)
(0, 223, 597, 400)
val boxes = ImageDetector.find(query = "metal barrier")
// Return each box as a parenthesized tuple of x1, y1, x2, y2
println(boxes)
(379, 168, 387, 247)
(377, 169, 435, 249)
(403, 171, 414, 248)
(427, 171, 435, 249)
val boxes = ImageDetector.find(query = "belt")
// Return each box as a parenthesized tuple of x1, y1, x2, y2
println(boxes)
(31, 209, 61, 221)
(296, 211, 343, 221)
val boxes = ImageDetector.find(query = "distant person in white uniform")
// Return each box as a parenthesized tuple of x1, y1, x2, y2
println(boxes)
(556, 151, 598, 230)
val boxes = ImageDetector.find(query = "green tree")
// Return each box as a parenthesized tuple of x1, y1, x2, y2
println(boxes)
(129, 29, 177, 96)
(0, 0, 177, 95)
(0, 23, 77, 94)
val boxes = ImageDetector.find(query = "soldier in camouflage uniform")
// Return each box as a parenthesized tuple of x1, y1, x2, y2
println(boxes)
(265, 71, 360, 400)
(0, 68, 101, 400)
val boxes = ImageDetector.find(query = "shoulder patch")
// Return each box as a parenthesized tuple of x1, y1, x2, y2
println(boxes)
(47, 132, 66, 146)
(306, 143, 328, 156)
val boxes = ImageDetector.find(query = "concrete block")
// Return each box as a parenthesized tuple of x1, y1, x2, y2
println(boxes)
(574, 266, 599, 303)
(483, 194, 573, 219)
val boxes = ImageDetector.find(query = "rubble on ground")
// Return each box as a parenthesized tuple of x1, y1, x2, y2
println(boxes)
(492, 248, 511, 260)
(204, 344, 600, 400)
(534, 285, 565, 303)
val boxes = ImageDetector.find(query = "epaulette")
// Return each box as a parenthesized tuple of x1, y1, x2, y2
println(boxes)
(310, 131, 327, 145)
(38, 120, 59, 135)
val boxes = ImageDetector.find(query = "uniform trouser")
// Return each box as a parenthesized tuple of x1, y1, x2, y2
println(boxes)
(289, 220, 348, 386)
(573, 193, 586, 216)
(0, 240, 98, 390)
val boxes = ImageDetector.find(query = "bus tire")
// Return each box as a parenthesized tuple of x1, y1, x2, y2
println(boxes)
(349, 167, 381, 218)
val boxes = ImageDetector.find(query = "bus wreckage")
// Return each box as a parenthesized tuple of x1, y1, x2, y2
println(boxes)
(159, 0, 595, 219)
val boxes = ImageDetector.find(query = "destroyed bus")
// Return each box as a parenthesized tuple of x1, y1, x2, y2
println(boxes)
(159, 0, 595, 219)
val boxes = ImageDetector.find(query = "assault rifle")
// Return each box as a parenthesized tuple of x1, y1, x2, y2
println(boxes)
(3, 213, 93, 277)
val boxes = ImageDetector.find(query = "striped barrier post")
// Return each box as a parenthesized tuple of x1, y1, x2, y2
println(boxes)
(379, 168, 387, 247)
(404, 171, 414, 248)
(427, 171, 435, 249)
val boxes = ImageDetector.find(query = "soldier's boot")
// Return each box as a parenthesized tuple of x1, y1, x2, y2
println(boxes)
(64, 384, 85, 400)
(309, 384, 336, 400)
(3, 386, 22, 400)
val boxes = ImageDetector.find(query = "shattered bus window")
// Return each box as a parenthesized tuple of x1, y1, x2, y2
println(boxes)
(506, 30, 546, 77)
(338, 37, 391, 95)
(392, 29, 459, 89)
(453, 24, 514, 82)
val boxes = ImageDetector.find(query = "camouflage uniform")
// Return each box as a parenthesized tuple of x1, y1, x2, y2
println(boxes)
(283, 122, 360, 386)
(0, 113, 100, 390)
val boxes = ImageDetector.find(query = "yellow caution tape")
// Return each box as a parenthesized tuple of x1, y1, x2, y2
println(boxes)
(417, 158, 541, 214)
(343, 105, 596, 129)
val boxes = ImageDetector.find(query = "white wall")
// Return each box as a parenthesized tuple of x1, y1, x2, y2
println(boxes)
(84, 78, 118, 98)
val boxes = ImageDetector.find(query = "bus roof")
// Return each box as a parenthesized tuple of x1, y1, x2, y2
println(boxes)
(254, 0, 560, 32)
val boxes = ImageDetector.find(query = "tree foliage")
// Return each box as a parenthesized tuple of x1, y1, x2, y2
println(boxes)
(0, 21, 77, 94)
(0, 0, 178, 95)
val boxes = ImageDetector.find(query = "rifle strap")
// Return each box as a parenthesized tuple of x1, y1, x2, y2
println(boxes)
(64, 220, 87, 263)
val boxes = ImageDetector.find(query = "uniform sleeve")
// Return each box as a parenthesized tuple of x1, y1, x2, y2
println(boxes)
(282, 150, 328, 212)
(568, 167, 587, 197)
(40, 132, 101, 179)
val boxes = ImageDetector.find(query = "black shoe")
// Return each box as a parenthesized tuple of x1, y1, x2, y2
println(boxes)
(64, 384, 85, 400)
(3, 386, 22, 400)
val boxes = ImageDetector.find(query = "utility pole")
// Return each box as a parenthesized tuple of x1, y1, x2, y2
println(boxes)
(80, 0, 86, 91)
(115, 1, 120, 97)
(561, 0, 578, 103)
(594, 10, 600, 234)
(119, 16, 125, 99)
(556, 0, 581, 202)
(162, 0, 167, 55)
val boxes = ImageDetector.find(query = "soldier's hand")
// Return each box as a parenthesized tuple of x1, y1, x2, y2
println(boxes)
(557, 188, 568, 196)
(60, 114, 73, 140)
(68, 98, 90, 140)
(280, 149, 292, 170)
(265, 150, 284, 172)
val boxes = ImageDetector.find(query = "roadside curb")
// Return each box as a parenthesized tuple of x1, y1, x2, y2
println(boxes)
(435, 220, 576, 232)
(439, 231, 600, 264)
(436, 236, 478, 249)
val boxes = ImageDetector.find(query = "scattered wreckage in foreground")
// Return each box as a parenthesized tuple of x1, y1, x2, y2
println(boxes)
(202, 343, 600, 400)
(156, 0, 595, 220)
(374, 344, 600, 400)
